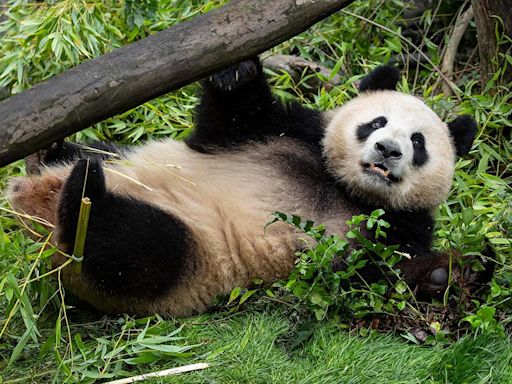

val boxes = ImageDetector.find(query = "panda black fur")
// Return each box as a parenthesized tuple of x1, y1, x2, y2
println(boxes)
(7, 58, 481, 316)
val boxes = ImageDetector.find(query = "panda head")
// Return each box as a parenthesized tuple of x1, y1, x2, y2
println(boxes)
(322, 65, 477, 210)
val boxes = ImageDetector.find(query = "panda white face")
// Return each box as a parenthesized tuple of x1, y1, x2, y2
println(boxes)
(322, 91, 456, 210)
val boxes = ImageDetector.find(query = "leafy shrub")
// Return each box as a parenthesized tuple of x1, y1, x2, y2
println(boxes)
(226, 209, 507, 344)
(267, 210, 406, 322)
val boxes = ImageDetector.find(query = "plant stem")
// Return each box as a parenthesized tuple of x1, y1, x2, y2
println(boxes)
(72, 197, 91, 274)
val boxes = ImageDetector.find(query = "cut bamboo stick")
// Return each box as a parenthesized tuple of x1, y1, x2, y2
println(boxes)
(72, 197, 91, 274)
(104, 362, 210, 384)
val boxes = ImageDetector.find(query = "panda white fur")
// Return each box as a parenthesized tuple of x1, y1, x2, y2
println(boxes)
(6, 58, 482, 317)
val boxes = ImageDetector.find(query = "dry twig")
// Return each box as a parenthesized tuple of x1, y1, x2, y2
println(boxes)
(441, 6, 474, 96)
(262, 54, 343, 91)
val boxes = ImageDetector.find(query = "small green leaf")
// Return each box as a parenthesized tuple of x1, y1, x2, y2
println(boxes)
(239, 289, 257, 304)
(228, 287, 242, 304)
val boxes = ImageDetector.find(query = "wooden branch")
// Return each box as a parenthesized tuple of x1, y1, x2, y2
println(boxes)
(471, 0, 512, 85)
(262, 54, 343, 91)
(441, 6, 474, 96)
(0, 0, 354, 167)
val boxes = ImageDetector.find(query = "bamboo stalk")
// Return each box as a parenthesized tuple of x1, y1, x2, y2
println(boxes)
(72, 197, 91, 274)
(104, 363, 210, 384)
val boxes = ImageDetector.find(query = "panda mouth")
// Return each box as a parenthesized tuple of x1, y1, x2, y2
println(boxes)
(363, 163, 400, 183)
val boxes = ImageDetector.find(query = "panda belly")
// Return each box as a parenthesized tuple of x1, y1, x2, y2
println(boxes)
(111, 139, 351, 315)
(8, 138, 353, 316)
(114, 138, 354, 246)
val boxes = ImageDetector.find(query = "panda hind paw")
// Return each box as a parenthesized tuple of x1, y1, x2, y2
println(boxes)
(62, 159, 107, 204)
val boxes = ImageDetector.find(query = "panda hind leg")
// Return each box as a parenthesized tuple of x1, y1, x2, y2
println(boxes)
(57, 158, 107, 245)
(43, 141, 124, 166)
(25, 140, 124, 175)
(56, 159, 193, 302)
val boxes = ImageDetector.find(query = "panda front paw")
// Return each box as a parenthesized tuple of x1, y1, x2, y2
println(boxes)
(207, 59, 259, 92)
(414, 247, 495, 299)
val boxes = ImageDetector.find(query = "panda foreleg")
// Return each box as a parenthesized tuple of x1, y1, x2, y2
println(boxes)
(187, 57, 277, 150)
(334, 245, 494, 300)
(207, 58, 261, 93)
(188, 57, 327, 151)
(386, 249, 494, 299)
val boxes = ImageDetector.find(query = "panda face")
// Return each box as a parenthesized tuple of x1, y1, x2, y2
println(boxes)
(322, 91, 456, 210)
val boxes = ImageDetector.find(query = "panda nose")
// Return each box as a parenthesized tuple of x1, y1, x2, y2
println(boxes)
(375, 140, 402, 159)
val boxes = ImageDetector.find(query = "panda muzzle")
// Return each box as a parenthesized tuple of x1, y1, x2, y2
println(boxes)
(363, 162, 400, 183)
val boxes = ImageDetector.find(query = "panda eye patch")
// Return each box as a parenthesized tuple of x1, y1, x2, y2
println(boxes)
(357, 116, 387, 142)
(411, 132, 428, 166)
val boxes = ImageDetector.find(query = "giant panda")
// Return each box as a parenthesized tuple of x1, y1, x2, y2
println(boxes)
(6, 58, 487, 317)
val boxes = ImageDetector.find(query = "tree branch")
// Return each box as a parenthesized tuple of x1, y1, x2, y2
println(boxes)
(441, 5, 474, 96)
(471, 0, 512, 85)
(0, 0, 354, 167)
(262, 54, 343, 92)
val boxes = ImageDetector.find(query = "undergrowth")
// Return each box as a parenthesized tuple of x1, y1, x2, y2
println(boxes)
(0, 0, 511, 382)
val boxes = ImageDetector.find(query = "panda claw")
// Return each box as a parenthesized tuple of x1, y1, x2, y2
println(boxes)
(207, 59, 259, 92)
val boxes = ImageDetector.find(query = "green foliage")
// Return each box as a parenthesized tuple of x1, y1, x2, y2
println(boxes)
(461, 304, 499, 336)
(267, 210, 406, 322)
(0, 0, 217, 142)
(124, 0, 159, 30)
(0, 0, 125, 94)
(0, 0, 224, 94)
(225, 208, 508, 343)
(0, 0, 511, 381)
(56, 317, 199, 383)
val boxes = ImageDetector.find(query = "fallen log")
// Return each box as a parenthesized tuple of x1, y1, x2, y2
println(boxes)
(0, 0, 354, 167)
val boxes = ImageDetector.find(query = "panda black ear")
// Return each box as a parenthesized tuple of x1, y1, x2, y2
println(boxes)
(448, 115, 477, 156)
(359, 65, 400, 92)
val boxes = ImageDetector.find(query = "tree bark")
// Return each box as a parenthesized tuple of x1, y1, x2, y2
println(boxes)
(471, 0, 512, 84)
(0, 0, 354, 167)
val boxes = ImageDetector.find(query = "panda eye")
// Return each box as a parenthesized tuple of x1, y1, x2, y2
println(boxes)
(411, 133, 424, 147)
(411, 132, 429, 167)
(357, 116, 387, 142)
(372, 117, 386, 129)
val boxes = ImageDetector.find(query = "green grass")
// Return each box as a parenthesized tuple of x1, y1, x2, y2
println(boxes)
(2, 309, 512, 383)
(0, 0, 511, 382)
(176, 311, 512, 384)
